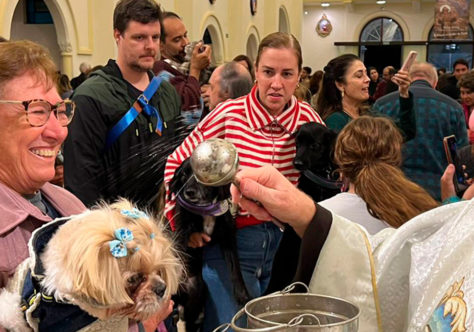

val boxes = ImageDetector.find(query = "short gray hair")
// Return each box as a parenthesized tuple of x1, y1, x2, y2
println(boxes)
(409, 62, 438, 85)
(219, 61, 253, 99)
(79, 62, 91, 73)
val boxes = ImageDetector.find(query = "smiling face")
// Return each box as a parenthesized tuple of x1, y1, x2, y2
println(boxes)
(115, 20, 160, 73)
(460, 87, 474, 106)
(0, 73, 67, 194)
(337, 60, 370, 104)
(255, 47, 300, 116)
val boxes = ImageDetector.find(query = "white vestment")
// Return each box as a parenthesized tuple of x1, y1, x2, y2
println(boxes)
(308, 199, 473, 332)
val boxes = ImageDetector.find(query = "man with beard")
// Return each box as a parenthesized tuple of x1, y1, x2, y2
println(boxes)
(63, 0, 181, 209)
(153, 12, 211, 124)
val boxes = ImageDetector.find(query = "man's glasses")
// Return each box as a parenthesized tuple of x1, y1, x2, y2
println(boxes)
(0, 99, 75, 127)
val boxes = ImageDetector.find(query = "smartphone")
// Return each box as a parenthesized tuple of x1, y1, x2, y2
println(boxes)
(401, 51, 418, 72)
(443, 135, 467, 195)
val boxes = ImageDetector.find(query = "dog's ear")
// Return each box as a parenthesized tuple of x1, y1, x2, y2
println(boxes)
(72, 243, 133, 307)
(47, 209, 134, 308)
(168, 159, 191, 198)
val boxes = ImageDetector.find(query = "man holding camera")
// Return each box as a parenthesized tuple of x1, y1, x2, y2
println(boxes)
(153, 12, 212, 124)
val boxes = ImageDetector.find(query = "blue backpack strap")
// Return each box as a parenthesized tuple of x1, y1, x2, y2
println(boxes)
(105, 76, 163, 150)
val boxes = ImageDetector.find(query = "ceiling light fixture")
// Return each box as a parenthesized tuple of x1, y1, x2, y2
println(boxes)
(376, 0, 386, 4)
(321, 2, 330, 7)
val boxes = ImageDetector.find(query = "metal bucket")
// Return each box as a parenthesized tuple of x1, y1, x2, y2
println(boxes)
(213, 283, 359, 332)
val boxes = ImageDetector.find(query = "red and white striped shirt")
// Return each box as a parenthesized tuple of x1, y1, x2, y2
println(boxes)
(164, 85, 324, 229)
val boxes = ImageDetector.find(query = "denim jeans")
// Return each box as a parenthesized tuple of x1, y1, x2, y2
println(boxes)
(201, 222, 283, 331)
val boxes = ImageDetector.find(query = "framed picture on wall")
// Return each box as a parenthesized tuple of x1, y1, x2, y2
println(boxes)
(250, 0, 257, 16)
(316, 14, 332, 37)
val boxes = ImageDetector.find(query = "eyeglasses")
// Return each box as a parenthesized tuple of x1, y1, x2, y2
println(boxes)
(0, 99, 75, 127)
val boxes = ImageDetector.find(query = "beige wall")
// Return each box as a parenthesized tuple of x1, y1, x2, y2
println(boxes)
(0, 0, 304, 77)
(302, 2, 474, 71)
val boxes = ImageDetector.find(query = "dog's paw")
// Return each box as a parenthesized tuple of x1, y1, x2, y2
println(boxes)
(0, 289, 31, 331)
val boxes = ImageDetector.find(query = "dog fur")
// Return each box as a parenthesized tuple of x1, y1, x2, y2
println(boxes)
(0, 199, 182, 331)
(294, 122, 340, 202)
(168, 158, 250, 331)
(267, 122, 340, 293)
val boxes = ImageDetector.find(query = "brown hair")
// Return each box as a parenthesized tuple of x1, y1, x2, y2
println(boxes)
(114, 0, 162, 35)
(335, 116, 439, 228)
(255, 32, 302, 71)
(0, 40, 58, 96)
(458, 71, 474, 92)
(317, 54, 370, 121)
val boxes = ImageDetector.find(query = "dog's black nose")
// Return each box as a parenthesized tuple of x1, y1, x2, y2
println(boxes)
(153, 282, 166, 298)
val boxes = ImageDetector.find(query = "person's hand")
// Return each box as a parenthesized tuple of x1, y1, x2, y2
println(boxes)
(440, 164, 474, 201)
(440, 164, 457, 201)
(392, 69, 411, 98)
(141, 298, 174, 332)
(188, 232, 211, 248)
(190, 42, 211, 79)
(231, 165, 316, 237)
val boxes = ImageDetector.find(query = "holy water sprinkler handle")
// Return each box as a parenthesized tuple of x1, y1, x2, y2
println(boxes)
(232, 177, 285, 232)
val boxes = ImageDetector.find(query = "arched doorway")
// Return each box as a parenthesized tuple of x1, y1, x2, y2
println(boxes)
(3, 0, 75, 76)
(246, 33, 258, 63)
(10, 0, 61, 68)
(278, 6, 290, 33)
(201, 15, 224, 65)
(359, 17, 404, 73)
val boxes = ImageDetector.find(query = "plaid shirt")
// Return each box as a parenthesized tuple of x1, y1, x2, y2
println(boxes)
(373, 80, 468, 200)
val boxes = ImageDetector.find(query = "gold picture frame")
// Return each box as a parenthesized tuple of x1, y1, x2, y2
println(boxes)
(316, 14, 332, 37)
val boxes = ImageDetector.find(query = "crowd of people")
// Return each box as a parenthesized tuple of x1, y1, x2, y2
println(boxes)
(0, 0, 473, 331)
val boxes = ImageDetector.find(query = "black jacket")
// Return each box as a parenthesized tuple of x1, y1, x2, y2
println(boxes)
(64, 60, 181, 209)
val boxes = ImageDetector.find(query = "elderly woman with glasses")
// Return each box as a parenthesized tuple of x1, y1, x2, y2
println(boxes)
(0, 40, 83, 289)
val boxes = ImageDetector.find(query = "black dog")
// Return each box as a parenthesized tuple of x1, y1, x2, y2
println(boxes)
(294, 122, 341, 202)
(168, 159, 250, 330)
(267, 122, 341, 293)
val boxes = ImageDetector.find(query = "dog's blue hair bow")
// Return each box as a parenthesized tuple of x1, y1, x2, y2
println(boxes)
(109, 227, 134, 258)
(121, 208, 148, 219)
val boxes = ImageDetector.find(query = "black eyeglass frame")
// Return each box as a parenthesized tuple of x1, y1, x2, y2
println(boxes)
(0, 99, 75, 127)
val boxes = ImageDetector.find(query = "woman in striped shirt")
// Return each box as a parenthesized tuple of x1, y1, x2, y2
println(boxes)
(164, 32, 324, 330)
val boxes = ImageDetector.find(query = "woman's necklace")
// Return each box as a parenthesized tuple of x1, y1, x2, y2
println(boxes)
(342, 108, 359, 119)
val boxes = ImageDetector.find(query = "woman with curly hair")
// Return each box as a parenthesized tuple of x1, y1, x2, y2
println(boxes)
(319, 116, 439, 232)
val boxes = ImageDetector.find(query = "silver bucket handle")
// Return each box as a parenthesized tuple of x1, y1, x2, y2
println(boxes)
(220, 307, 318, 332)
(273, 281, 310, 295)
(288, 313, 321, 326)
(213, 323, 231, 332)
(226, 307, 288, 332)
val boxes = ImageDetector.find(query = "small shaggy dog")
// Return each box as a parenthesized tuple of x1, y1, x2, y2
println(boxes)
(168, 158, 250, 331)
(0, 199, 182, 332)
